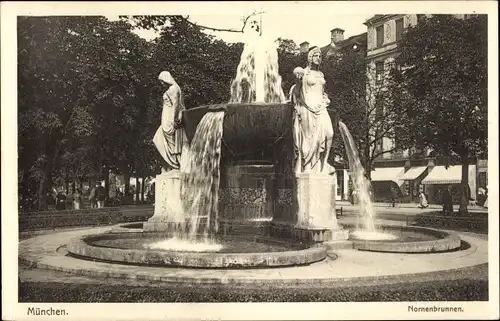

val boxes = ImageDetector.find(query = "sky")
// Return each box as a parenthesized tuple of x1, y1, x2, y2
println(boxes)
(104, 1, 372, 47)
(128, 13, 370, 47)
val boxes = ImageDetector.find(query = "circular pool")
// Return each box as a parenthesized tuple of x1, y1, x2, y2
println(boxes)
(67, 232, 327, 268)
(348, 225, 462, 253)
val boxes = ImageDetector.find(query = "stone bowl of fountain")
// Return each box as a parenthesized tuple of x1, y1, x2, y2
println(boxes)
(341, 225, 462, 253)
(182, 103, 293, 161)
(66, 230, 327, 268)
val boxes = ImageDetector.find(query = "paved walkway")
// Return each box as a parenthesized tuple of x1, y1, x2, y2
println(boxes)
(336, 200, 488, 212)
(19, 225, 488, 287)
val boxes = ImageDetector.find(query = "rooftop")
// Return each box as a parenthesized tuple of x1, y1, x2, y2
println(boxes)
(320, 32, 367, 55)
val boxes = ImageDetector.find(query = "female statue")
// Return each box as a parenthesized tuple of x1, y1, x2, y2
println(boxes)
(153, 71, 186, 172)
(292, 46, 334, 174)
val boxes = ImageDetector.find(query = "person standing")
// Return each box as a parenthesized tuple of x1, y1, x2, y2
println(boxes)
(441, 186, 453, 214)
(89, 184, 98, 209)
(483, 185, 488, 208)
(351, 190, 358, 205)
(418, 191, 429, 209)
(96, 184, 106, 208)
(55, 191, 67, 210)
(390, 186, 398, 207)
(72, 188, 82, 210)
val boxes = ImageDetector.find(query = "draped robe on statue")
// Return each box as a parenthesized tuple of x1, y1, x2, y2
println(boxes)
(292, 67, 333, 173)
(153, 73, 185, 171)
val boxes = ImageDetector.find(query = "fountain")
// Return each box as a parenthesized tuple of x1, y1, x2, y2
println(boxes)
(61, 17, 463, 269)
(19, 16, 489, 306)
(110, 23, 333, 267)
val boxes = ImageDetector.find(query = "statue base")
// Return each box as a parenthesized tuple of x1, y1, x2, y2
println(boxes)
(143, 170, 185, 232)
(292, 172, 349, 242)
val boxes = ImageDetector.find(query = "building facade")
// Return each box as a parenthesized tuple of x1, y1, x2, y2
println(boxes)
(363, 14, 487, 204)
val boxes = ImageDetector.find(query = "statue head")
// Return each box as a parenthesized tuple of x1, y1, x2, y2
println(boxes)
(307, 46, 322, 67)
(158, 71, 176, 87)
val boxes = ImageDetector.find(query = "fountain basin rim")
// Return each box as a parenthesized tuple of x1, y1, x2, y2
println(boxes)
(348, 225, 462, 253)
(83, 232, 310, 254)
(220, 221, 462, 253)
(66, 232, 327, 268)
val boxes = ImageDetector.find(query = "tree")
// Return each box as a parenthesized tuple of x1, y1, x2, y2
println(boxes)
(18, 16, 104, 208)
(18, 16, 158, 207)
(276, 38, 306, 96)
(393, 15, 487, 215)
(324, 47, 407, 177)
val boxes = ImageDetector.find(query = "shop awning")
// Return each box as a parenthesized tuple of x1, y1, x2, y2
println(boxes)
(400, 166, 427, 180)
(370, 167, 405, 186)
(421, 166, 462, 185)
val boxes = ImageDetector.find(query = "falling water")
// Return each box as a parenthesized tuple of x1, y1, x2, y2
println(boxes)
(337, 122, 398, 240)
(338, 121, 376, 232)
(230, 37, 286, 104)
(180, 111, 225, 242)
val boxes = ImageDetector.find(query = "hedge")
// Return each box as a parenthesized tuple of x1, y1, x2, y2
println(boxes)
(19, 208, 151, 232)
(408, 211, 488, 233)
(19, 278, 487, 302)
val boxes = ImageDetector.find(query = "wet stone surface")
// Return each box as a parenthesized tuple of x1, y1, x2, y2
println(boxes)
(90, 237, 305, 253)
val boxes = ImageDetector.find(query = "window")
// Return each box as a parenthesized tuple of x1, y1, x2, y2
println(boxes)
(375, 61, 384, 83)
(376, 25, 384, 47)
(395, 18, 404, 41)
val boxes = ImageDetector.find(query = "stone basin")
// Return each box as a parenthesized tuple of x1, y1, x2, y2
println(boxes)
(345, 225, 462, 253)
(67, 232, 327, 268)
(182, 103, 293, 162)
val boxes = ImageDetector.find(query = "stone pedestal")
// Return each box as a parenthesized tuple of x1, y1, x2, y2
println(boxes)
(219, 165, 274, 221)
(143, 170, 185, 232)
(293, 172, 349, 241)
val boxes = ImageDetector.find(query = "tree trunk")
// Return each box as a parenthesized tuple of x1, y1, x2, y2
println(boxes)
(363, 145, 372, 180)
(458, 153, 470, 216)
(124, 169, 131, 196)
(104, 168, 110, 202)
(135, 177, 140, 203)
(65, 175, 70, 194)
(141, 174, 146, 202)
(37, 171, 48, 211)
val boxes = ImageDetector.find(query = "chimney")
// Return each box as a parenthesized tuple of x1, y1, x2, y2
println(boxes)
(330, 28, 345, 44)
(299, 41, 310, 53)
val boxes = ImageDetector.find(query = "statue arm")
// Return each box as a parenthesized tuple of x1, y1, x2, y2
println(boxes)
(170, 89, 184, 129)
(323, 92, 330, 106)
(322, 77, 331, 106)
(161, 95, 176, 135)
